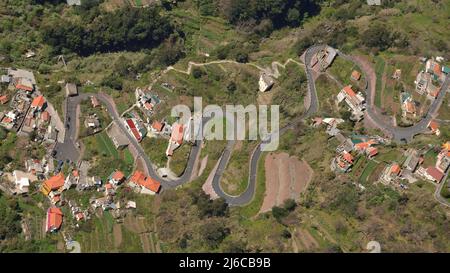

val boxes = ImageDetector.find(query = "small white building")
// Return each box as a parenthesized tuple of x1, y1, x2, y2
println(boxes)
(259, 73, 274, 92)
(367, 0, 381, 5)
(12, 170, 32, 194)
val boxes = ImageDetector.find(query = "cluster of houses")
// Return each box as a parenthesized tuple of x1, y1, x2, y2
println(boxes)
(332, 136, 381, 173)
(416, 142, 450, 184)
(414, 57, 449, 99)
(398, 57, 449, 121)
(39, 166, 162, 233)
(312, 117, 384, 173)
(0, 68, 60, 143)
(378, 142, 450, 189)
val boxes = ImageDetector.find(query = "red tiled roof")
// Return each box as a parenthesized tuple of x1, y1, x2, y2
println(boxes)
(152, 121, 164, 132)
(391, 164, 401, 175)
(367, 147, 378, 157)
(428, 120, 439, 131)
(76, 212, 84, 221)
(343, 85, 356, 97)
(351, 70, 361, 80)
(43, 173, 65, 191)
(434, 64, 442, 76)
(144, 102, 153, 110)
(2, 117, 12, 124)
(16, 84, 33, 92)
(31, 95, 45, 108)
(112, 171, 125, 181)
(0, 95, 8, 104)
(72, 170, 79, 177)
(41, 111, 50, 121)
(405, 101, 416, 113)
(91, 96, 100, 107)
(171, 123, 184, 145)
(427, 167, 444, 182)
(126, 119, 142, 141)
(342, 151, 354, 163)
(129, 170, 161, 193)
(46, 207, 63, 232)
(355, 142, 369, 150)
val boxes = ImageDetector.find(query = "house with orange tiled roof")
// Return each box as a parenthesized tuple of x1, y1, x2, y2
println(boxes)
(426, 59, 446, 82)
(0, 95, 9, 104)
(41, 173, 65, 195)
(31, 95, 46, 112)
(108, 170, 125, 187)
(46, 207, 63, 233)
(151, 120, 165, 133)
(351, 70, 361, 81)
(128, 170, 161, 194)
(336, 85, 365, 120)
(41, 111, 50, 122)
(400, 93, 416, 118)
(436, 143, 450, 173)
(332, 150, 355, 173)
(15, 77, 34, 92)
(427, 120, 440, 136)
(424, 166, 444, 183)
(166, 122, 185, 156)
(380, 162, 401, 185)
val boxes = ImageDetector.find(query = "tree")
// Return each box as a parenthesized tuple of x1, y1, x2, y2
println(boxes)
(201, 221, 230, 249)
(42, 6, 174, 56)
(283, 198, 296, 212)
(227, 81, 237, 93)
(0, 195, 22, 240)
(363, 24, 393, 51)
(101, 74, 123, 90)
(272, 206, 288, 222)
(192, 67, 204, 79)
(287, 8, 301, 26)
(235, 52, 248, 63)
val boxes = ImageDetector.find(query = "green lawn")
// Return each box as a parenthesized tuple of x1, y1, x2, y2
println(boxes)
(328, 57, 357, 85)
(359, 160, 378, 183)
(142, 137, 168, 168)
(423, 149, 439, 167)
(95, 132, 119, 159)
(169, 143, 191, 177)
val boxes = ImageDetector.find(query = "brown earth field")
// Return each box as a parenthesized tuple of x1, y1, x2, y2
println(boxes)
(259, 152, 313, 213)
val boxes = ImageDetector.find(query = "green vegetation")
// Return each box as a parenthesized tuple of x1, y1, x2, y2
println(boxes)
(83, 132, 133, 179)
(141, 137, 168, 169)
(169, 143, 191, 177)
(374, 56, 385, 108)
(358, 160, 378, 183)
(237, 152, 267, 218)
(327, 57, 357, 86)
(220, 141, 256, 196)
(42, 6, 173, 56)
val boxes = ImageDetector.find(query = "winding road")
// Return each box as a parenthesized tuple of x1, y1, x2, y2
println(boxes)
(56, 45, 449, 206)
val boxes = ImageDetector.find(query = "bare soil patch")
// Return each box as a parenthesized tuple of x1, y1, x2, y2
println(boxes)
(259, 152, 313, 213)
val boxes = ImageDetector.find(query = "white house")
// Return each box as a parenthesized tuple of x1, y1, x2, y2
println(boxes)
(259, 73, 274, 92)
